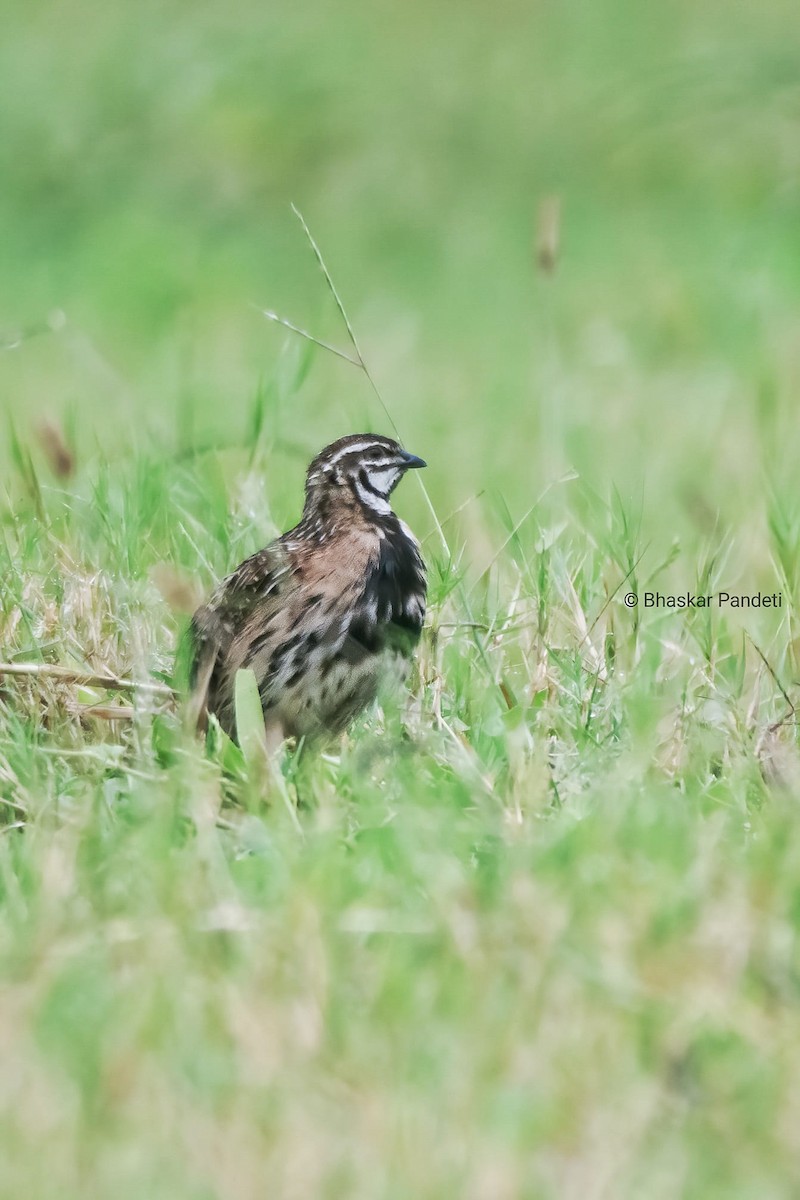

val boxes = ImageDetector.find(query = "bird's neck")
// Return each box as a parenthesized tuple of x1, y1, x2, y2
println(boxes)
(302, 485, 396, 531)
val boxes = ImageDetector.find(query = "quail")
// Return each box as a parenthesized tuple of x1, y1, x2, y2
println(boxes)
(188, 434, 427, 745)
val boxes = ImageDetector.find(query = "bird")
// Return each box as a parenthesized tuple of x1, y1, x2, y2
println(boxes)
(188, 433, 427, 747)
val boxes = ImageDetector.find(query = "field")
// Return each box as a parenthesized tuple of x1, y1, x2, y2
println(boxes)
(2, 0, 800, 1195)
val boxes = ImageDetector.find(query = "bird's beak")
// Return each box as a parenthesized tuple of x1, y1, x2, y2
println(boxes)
(399, 450, 427, 469)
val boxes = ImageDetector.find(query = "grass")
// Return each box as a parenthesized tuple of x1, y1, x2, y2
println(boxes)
(3, 0, 800, 1195)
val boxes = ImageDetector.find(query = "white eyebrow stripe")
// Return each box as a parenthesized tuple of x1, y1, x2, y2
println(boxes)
(327, 439, 388, 464)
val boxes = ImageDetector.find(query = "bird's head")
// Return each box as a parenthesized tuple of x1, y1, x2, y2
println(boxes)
(304, 433, 426, 516)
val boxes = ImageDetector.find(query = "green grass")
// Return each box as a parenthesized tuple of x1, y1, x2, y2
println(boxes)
(3, 0, 800, 1195)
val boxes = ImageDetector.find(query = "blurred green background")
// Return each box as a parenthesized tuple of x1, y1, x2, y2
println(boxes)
(3, 0, 799, 546)
(4, 6, 800, 1198)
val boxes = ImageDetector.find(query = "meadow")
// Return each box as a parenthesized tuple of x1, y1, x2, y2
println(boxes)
(2, 0, 800, 1195)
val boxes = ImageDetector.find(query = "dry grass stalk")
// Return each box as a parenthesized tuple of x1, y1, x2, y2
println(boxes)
(535, 194, 561, 275)
(0, 661, 175, 698)
(36, 417, 75, 479)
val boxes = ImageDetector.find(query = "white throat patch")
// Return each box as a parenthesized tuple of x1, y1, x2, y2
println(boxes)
(365, 465, 401, 496)
(355, 479, 392, 515)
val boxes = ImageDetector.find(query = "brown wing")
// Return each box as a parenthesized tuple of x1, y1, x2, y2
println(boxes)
(187, 542, 293, 734)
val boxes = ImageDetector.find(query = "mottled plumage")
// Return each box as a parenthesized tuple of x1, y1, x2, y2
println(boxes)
(189, 434, 427, 743)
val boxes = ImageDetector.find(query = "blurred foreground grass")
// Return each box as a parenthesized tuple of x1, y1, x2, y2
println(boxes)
(3, 0, 800, 1195)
